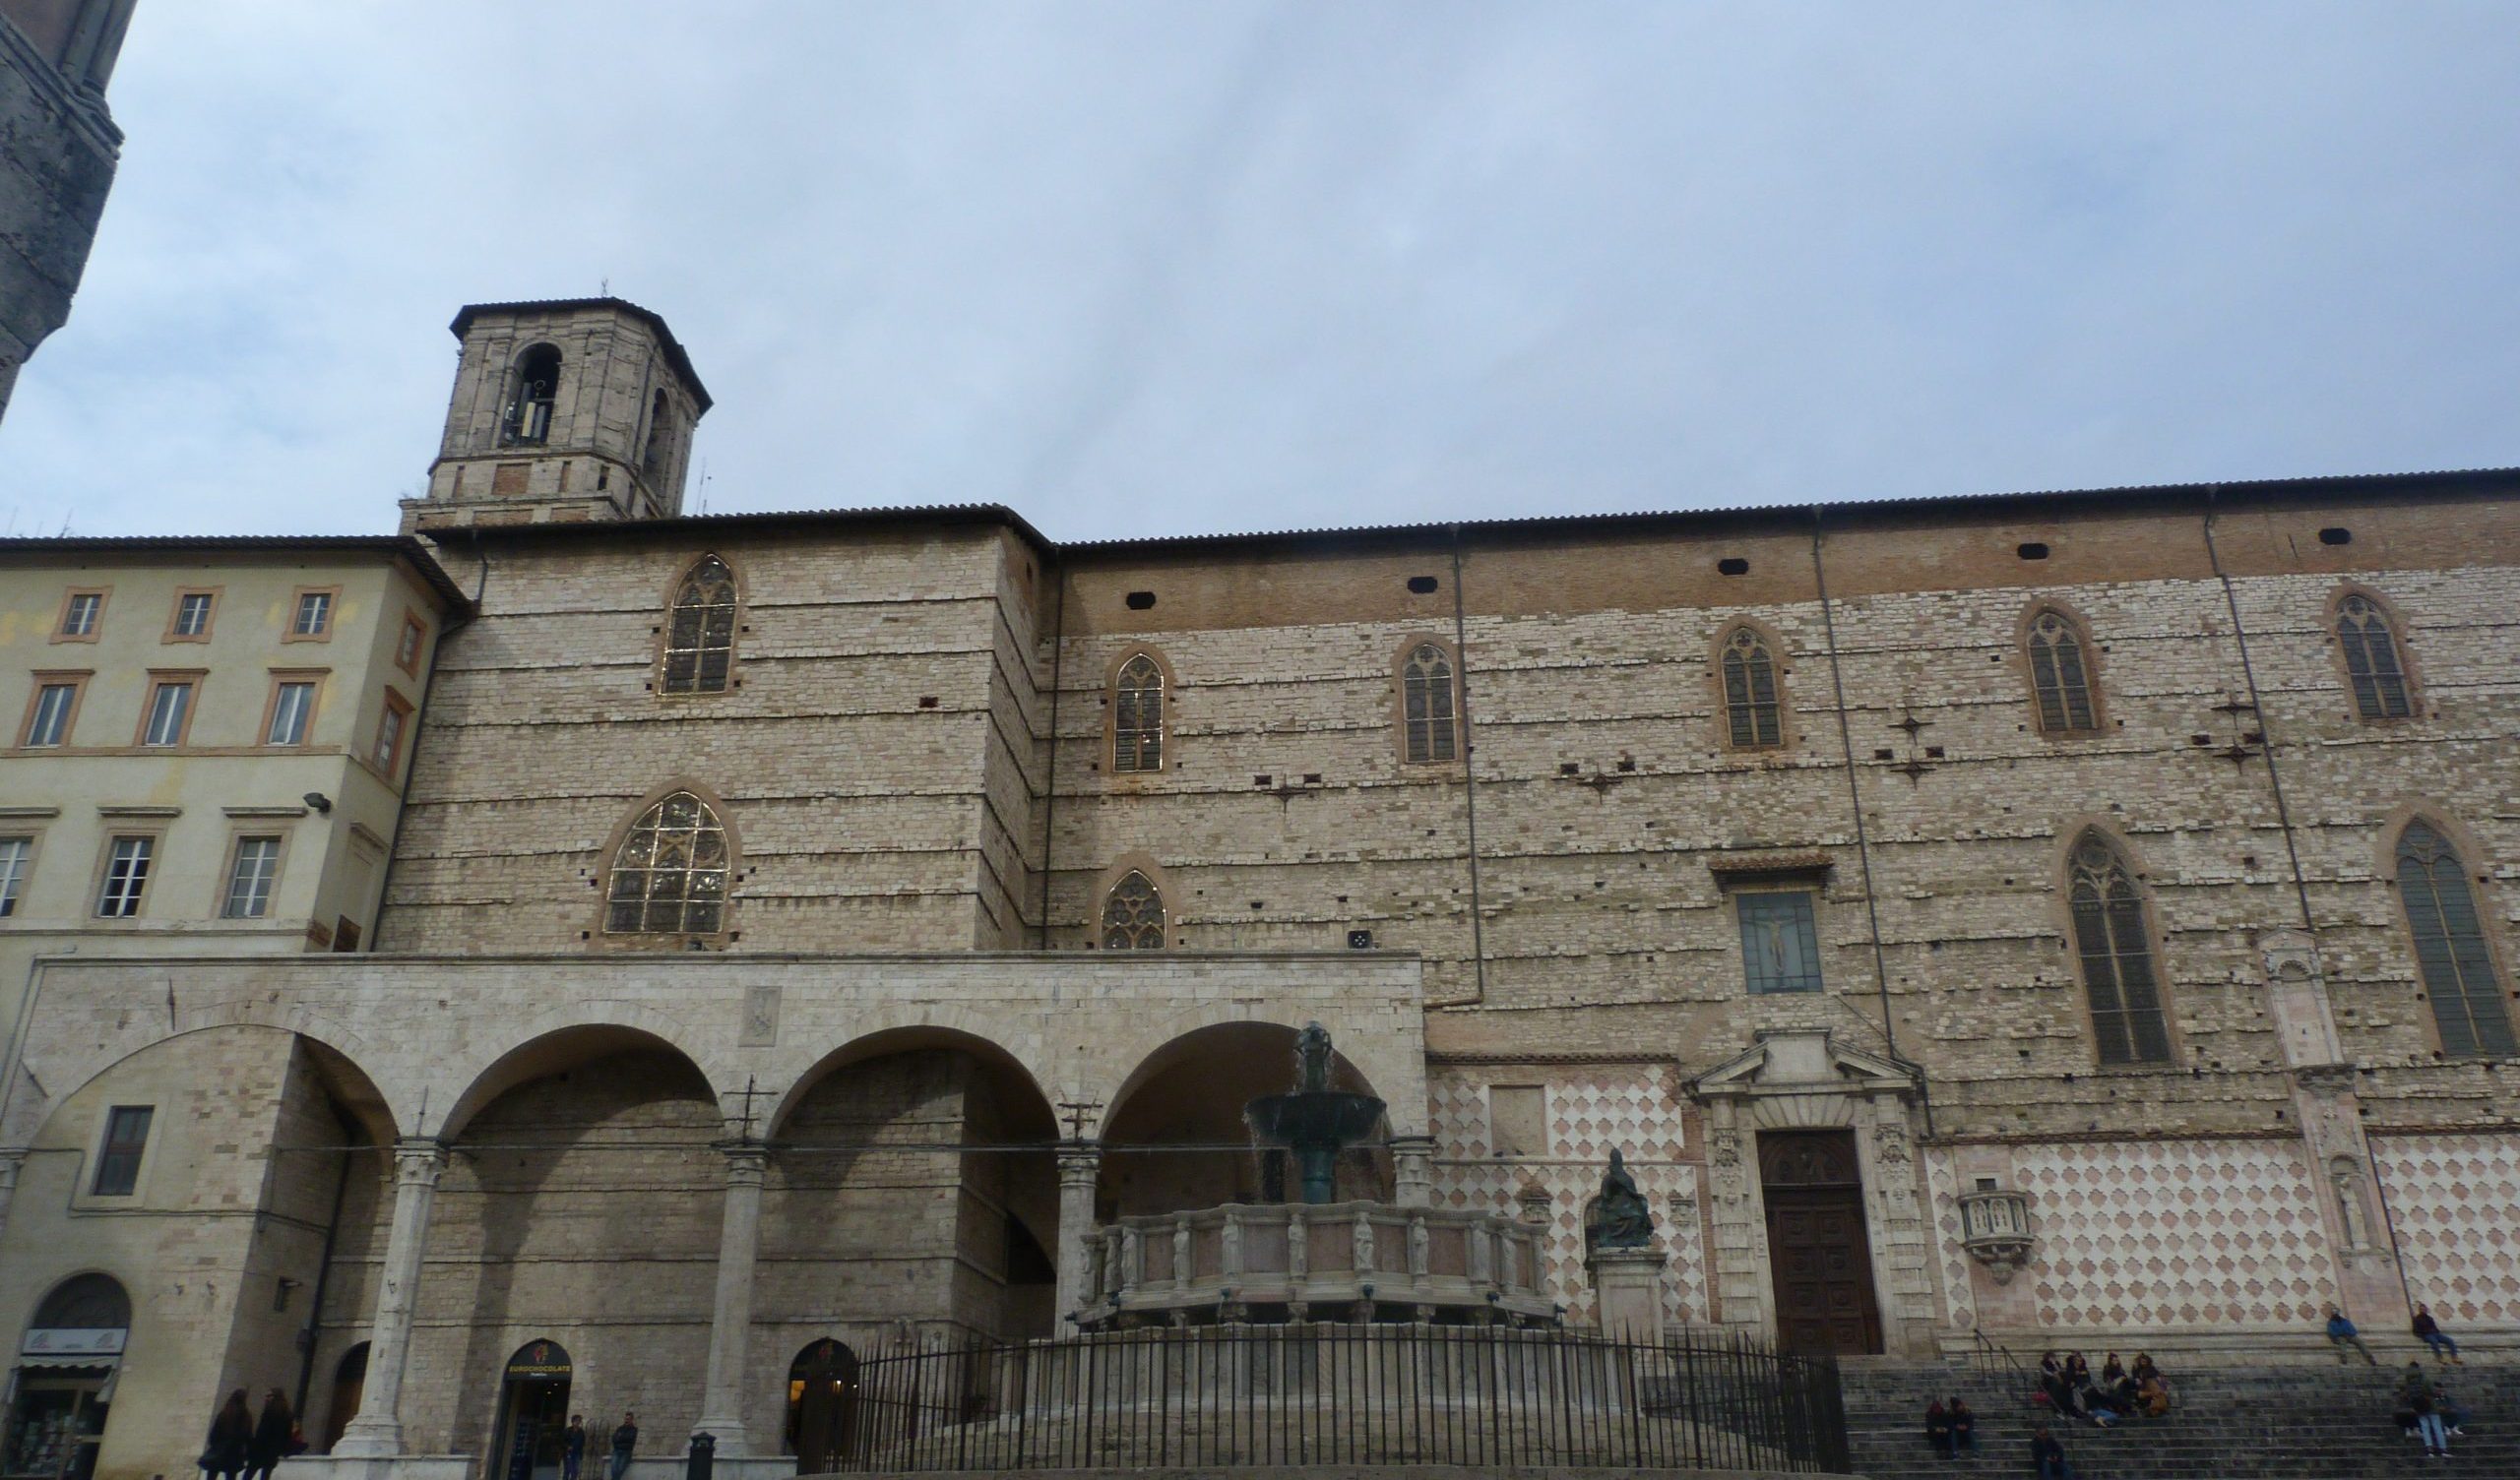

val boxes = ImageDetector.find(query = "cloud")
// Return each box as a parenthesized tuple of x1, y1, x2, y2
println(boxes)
(3, 1, 2515, 540)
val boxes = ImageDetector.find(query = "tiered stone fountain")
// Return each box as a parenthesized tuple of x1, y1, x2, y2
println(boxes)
(1076, 1023, 1557, 1328)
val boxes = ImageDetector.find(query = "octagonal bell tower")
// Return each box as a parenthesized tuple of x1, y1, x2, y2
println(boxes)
(402, 297, 712, 533)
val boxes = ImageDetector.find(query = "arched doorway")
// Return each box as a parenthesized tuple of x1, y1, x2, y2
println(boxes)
(488, 1339, 573, 1480)
(784, 1339, 859, 1473)
(6, 1274, 131, 1480)
(318, 1344, 367, 1454)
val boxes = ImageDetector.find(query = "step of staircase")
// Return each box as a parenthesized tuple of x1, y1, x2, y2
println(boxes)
(1842, 1356, 2517, 1479)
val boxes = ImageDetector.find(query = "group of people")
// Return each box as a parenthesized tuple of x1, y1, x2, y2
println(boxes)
(198, 1390, 302, 1480)
(2326, 1302, 2465, 1366)
(2393, 1362, 2469, 1461)
(2034, 1349, 2171, 1427)
(557, 1412, 643, 1480)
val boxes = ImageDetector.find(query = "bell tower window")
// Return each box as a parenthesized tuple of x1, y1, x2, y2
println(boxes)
(503, 344, 562, 446)
(642, 390, 671, 474)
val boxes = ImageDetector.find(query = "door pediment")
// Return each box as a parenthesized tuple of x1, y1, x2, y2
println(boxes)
(1688, 1029, 1914, 1101)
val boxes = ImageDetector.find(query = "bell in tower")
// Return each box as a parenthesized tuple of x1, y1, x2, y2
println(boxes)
(403, 297, 712, 533)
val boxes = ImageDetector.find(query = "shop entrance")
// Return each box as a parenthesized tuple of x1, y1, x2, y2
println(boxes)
(489, 1340, 573, 1480)
(5, 1275, 132, 1480)
(786, 1339, 859, 1473)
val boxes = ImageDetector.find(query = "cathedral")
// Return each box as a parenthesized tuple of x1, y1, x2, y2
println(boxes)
(1, 296, 2516, 1480)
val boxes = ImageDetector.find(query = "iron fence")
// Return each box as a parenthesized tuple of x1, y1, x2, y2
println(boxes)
(825, 1324, 1848, 1474)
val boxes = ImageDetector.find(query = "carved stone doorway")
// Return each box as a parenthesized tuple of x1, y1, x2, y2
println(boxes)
(1759, 1130, 1882, 1356)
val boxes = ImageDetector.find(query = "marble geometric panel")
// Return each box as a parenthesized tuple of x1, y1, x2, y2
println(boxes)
(1922, 1147, 1979, 1332)
(2371, 1133, 2520, 1326)
(2013, 1140, 2337, 1328)
(1425, 1065, 1702, 1328)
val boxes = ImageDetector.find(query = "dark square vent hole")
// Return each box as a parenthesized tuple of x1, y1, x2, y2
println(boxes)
(1407, 576, 1439, 594)
(1125, 590, 1157, 610)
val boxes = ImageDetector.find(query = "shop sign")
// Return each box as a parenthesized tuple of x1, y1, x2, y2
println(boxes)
(20, 1329, 126, 1357)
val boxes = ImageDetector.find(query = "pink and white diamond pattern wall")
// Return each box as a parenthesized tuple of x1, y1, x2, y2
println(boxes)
(1425, 1066, 1704, 1327)
(2012, 1140, 2338, 1328)
(2372, 1133, 2520, 1326)
(1922, 1148, 1979, 1332)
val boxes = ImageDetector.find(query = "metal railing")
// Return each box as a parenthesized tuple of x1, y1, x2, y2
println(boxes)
(826, 1324, 1848, 1474)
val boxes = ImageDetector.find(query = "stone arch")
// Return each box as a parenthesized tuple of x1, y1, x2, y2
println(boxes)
(434, 1014, 724, 1140)
(764, 1022, 1056, 1141)
(7, 1010, 402, 1145)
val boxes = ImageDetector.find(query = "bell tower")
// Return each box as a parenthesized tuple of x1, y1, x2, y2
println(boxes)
(402, 298, 712, 533)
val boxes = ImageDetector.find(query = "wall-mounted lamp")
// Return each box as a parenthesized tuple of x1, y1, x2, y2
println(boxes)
(302, 792, 333, 814)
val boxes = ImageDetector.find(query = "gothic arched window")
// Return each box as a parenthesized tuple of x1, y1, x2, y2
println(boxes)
(2025, 607, 2100, 735)
(2337, 594, 2414, 720)
(2395, 822, 2517, 1057)
(2065, 832, 2173, 1065)
(1401, 642, 1458, 764)
(1112, 654, 1165, 773)
(503, 344, 561, 446)
(1102, 870, 1165, 949)
(662, 555, 738, 695)
(606, 790, 730, 935)
(1720, 625, 1784, 749)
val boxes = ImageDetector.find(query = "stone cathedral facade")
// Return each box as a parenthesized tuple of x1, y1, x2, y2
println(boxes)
(2, 298, 2517, 1480)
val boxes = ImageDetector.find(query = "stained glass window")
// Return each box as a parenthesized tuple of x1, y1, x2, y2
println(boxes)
(607, 791, 730, 934)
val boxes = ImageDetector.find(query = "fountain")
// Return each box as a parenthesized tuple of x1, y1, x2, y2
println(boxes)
(1243, 1021, 1387, 1203)
(1074, 1021, 1557, 1329)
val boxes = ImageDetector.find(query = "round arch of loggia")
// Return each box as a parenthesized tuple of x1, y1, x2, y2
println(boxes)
(4, 1016, 401, 1148)
(430, 1013, 730, 1141)
(758, 1022, 1060, 1142)
(1097, 1008, 1422, 1137)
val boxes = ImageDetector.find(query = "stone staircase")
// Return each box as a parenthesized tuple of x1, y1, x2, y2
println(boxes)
(1842, 1355, 2520, 1478)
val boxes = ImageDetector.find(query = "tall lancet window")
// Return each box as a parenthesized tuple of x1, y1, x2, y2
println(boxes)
(662, 556, 738, 695)
(1102, 870, 1166, 950)
(2396, 822, 2517, 1057)
(642, 389, 672, 474)
(1720, 626, 1784, 749)
(2337, 594, 2414, 720)
(2066, 832, 2174, 1065)
(1112, 654, 1165, 772)
(1402, 643, 1458, 764)
(503, 344, 562, 446)
(2026, 607, 2100, 734)
(606, 791, 730, 935)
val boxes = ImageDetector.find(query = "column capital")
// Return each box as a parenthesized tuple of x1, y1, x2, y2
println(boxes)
(390, 1138, 448, 1187)
(714, 1140, 771, 1184)
(1056, 1140, 1103, 1181)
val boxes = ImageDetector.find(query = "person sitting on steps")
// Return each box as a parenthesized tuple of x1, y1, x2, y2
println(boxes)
(1926, 1398, 1955, 1460)
(2412, 1304, 2462, 1364)
(1948, 1396, 1980, 1455)
(2326, 1305, 2377, 1365)
(2030, 1423, 2077, 1480)
(2130, 1353, 2172, 1412)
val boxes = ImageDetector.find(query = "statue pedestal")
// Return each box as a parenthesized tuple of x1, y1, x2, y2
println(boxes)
(1588, 1244, 1668, 1342)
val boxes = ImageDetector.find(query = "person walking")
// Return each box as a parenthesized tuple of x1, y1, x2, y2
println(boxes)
(243, 1389, 294, 1480)
(2412, 1304, 2462, 1364)
(2029, 1424, 2077, 1480)
(607, 1413, 638, 1480)
(201, 1390, 253, 1480)
(561, 1416, 588, 1480)
(2325, 1305, 2376, 1365)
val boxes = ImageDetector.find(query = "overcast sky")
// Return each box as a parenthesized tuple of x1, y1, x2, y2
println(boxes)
(3, 3, 2516, 540)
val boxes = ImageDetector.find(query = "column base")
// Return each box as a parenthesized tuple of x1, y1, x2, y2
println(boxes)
(327, 1420, 404, 1460)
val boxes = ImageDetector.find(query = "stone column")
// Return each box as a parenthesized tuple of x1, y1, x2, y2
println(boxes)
(334, 1139, 448, 1458)
(1054, 1142, 1102, 1326)
(694, 1142, 770, 1454)
(1389, 1135, 1436, 1207)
